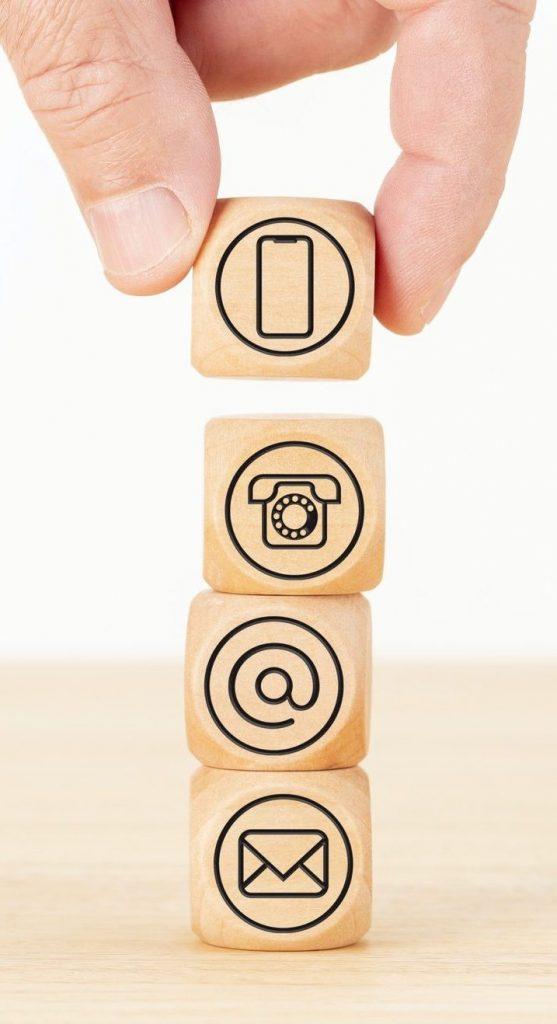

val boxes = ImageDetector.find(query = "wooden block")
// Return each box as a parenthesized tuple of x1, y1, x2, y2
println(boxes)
(190, 766, 371, 950)
(192, 198, 375, 380)
(204, 416, 385, 595)
(185, 591, 371, 771)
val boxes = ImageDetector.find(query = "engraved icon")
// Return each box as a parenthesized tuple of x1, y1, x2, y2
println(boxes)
(216, 217, 354, 357)
(248, 474, 341, 549)
(256, 235, 314, 340)
(214, 793, 353, 933)
(225, 441, 364, 581)
(238, 830, 328, 898)
(204, 615, 344, 756)
(204, 417, 385, 594)
(192, 198, 376, 379)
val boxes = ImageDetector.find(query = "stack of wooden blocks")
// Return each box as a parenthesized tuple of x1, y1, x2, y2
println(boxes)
(185, 199, 385, 950)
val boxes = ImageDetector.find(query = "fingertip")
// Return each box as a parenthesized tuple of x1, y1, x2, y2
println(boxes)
(374, 153, 472, 335)
(373, 0, 532, 334)
(88, 185, 216, 296)
(375, 266, 460, 336)
(419, 270, 460, 326)
(373, 232, 426, 337)
(374, 305, 426, 337)
(102, 239, 196, 296)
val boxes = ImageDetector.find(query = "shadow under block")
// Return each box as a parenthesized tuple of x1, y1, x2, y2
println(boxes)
(185, 591, 371, 771)
(190, 766, 371, 950)
(203, 416, 385, 596)
(191, 197, 375, 379)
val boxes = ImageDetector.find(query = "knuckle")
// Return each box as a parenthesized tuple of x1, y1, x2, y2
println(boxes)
(305, 0, 378, 32)
(2, 0, 72, 63)
(382, 0, 535, 16)
(490, 0, 536, 18)
(10, 2, 153, 138)
(23, 54, 151, 137)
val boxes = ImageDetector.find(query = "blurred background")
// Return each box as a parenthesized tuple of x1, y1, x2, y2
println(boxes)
(1, 4, 556, 664)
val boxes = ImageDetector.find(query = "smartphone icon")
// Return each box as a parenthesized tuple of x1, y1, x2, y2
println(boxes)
(256, 235, 314, 339)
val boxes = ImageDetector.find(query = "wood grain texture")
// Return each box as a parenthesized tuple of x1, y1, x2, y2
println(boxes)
(185, 591, 371, 770)
(204, 416, 385, 595)
(1, 661, 556, 1021)
(191, 198, 375, 380)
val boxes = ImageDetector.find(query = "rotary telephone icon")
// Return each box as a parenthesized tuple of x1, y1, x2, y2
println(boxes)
(248, 474, 341, 549)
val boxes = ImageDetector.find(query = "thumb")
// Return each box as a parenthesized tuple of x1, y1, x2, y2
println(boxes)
(2, 0, 220, 294)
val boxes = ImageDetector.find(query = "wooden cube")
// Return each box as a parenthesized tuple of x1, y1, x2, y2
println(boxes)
(204, 416, 385, 596)
(192, 198, 375, 380)
(185, 591, 371, 771)
(190, 766, 371, 950)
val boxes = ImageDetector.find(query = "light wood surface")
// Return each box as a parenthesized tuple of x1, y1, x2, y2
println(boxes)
(192, 198, 375, 379)
(204, 416, 385, 595)
(1, 660, 556, 1021)
(185, 591, 371, 770)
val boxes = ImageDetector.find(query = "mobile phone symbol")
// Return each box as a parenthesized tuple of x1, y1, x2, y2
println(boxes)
(256, 235, 314, 339)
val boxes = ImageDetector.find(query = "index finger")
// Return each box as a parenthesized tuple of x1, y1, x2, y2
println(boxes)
(375, 0, 536, 334)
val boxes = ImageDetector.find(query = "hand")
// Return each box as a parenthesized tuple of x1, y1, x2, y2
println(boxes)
(1, 0, 535, 333)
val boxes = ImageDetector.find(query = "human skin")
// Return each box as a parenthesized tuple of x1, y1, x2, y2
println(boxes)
(0, 0, 536, 334)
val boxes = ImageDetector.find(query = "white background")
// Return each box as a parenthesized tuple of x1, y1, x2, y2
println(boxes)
(1, 6, 556, 661)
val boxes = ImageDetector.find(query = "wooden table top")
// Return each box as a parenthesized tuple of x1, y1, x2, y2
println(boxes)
(1, 660, 556, 1022)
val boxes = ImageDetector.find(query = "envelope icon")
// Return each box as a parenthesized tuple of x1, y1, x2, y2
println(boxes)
(238, 829, 329, 898)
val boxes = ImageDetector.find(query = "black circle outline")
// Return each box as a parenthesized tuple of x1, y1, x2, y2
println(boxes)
(204, 616, 344, 755)
(215, 217, 355, 357)
(213, 793, 353, 933)
(225, 441, 365, 581)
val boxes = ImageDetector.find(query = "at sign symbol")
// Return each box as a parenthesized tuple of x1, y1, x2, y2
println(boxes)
(204, 616, 344, 756)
